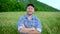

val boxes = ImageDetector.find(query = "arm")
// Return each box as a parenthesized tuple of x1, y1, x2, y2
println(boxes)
(35, 19, 42, 33)
(18, 22, 40, 34)
(20, 27, 40, 34)
(20, 25, 36, 33)
(28, 19, 42, 34)
(28, 29, 40, 34)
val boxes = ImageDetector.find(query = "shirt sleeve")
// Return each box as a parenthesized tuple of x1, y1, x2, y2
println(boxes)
(36, 19, 42, 33)
(18, 17, 24, 31)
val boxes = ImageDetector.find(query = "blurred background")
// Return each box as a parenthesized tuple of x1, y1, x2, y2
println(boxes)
(0, 0, 60, 34)
(0, 0, 60, 12)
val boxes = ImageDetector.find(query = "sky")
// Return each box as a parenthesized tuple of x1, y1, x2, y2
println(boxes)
(37, 0, 60, 10)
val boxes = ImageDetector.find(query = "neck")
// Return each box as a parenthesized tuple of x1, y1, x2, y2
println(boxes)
(27, 14, 32, 20)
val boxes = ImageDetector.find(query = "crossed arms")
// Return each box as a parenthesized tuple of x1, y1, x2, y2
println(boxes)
(19, 24, 40, 34)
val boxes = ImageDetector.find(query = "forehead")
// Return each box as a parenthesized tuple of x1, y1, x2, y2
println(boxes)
(27, 6, 34, 8)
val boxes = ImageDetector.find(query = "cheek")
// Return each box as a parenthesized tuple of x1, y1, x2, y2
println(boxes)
(32, 9, 34, 12)
(27, 9, 29, 11)
(31, 9, 34, 12)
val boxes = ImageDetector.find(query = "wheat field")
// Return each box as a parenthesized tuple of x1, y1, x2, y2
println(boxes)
(0, 12, 60, 34)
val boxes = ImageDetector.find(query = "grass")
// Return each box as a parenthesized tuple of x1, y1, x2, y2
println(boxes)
(0, 12, 60, 34)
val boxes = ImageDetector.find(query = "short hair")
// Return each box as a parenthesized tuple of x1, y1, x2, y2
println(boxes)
(27, 4, 34, 8)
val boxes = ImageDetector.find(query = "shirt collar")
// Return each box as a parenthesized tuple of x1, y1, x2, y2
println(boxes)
(24, 14, 36, 20)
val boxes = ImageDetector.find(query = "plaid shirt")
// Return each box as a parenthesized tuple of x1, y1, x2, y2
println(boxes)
(18, 14, 42, 34)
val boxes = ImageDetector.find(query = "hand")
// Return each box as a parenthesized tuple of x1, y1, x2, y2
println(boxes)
(28, 30, 40, 34)
(20, 28, 29, 33)
(27, 27, 35, 30)
(20, 28, 35, 33)
(20, 24, 29, 33)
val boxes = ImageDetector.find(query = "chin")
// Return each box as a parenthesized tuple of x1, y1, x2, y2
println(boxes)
(27, 12, 33, 15)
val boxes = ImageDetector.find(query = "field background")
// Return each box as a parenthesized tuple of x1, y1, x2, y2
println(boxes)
(0, 12, 60, 34)
(0, 0, 60, 34)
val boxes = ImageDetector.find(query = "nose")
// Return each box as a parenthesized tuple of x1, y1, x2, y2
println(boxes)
(29, 8, 32, 11)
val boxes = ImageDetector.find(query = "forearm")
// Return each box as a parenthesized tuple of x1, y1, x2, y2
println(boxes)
(20, 28, 33, 32)
(28, 29, 40, 34)
(20, 28, 40, 34)
(20, 28, 35, 33)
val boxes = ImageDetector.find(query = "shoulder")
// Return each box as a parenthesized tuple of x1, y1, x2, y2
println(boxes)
(19, 15, 26, 20)
(33, 16, 41, 23)
(33, 15, 40, 21)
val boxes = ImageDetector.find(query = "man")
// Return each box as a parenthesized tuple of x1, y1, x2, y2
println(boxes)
(18, 4, 42, 34)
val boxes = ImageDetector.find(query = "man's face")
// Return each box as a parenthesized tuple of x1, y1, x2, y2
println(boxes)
(27, 6, 34, 15)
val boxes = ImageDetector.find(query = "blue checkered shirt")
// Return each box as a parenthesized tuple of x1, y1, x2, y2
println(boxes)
(18, 15, 42, 34)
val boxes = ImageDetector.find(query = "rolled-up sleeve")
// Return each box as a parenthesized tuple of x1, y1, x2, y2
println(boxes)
(18, 18, 24, 31)
(36, 19, 42, 32)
